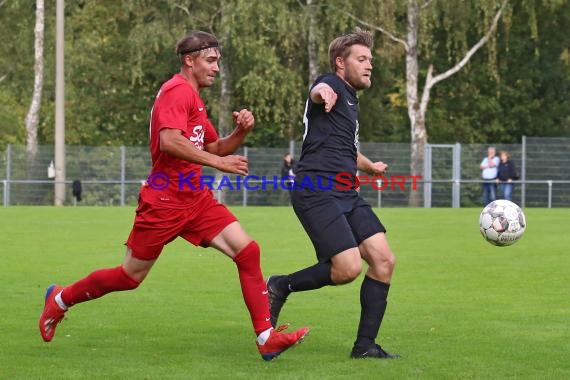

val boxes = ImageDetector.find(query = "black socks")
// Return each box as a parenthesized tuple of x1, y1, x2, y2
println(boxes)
(283, 261, 333, 293)
(354, 275, 390, 348)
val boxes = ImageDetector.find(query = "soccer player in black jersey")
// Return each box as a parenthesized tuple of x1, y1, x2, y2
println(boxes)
(267, 28, 399, 359)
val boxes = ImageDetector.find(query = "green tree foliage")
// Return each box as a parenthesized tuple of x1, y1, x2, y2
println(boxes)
(0, 0, 568, 150)
(424, 0, 570, 143)
(54, 1, 183, 145)
(0, 1, 49, 149)
(217, 0, 305, 145)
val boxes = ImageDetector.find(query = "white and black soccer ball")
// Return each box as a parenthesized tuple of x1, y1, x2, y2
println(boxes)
(479, 200, 526, 246)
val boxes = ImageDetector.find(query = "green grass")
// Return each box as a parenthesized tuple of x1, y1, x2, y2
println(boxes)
(0, 206, 568, 380)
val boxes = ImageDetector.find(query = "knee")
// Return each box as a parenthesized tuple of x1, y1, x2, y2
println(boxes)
(121, 266, 144, 288)
(345, 261, 362, 281)
(332, 261, 362, 284)
(233, 240, 260, 266)
(385, 251, 396, 270)
(370, 249, 396, 271)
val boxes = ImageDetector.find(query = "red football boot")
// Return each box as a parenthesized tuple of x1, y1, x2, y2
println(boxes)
(256, 324, 309, 361)
(39, 284, 66, 342)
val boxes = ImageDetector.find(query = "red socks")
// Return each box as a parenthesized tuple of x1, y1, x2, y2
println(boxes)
(61, 265, 140, 307)
(60, 244, 271, 336)
(233, 241, 272, 335)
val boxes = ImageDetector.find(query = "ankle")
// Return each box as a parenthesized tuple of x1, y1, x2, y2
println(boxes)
(276, 276, 292, 296)
(54, 290, 68, 311)
(256, 327, 273, 345)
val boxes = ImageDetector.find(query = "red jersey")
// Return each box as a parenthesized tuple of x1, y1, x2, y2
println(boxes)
(140, 74, 219, 208)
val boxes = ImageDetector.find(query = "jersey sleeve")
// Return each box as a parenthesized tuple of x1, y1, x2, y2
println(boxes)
(204, 119, 219, 145)
(319, 74, 343, 94)
(154, 85, 193, 133)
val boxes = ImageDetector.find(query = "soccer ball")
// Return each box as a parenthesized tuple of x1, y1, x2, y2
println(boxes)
(479, 200, 526, 246)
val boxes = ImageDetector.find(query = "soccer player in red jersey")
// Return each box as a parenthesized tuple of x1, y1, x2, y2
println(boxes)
(39, 30, 308, 361)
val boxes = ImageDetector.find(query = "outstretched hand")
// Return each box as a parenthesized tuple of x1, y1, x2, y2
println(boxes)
(316, 86, 338, 113)
(217, 155, 249, 175)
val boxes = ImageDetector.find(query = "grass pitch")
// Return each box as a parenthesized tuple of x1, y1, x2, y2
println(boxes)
(0, 206, 568, 379)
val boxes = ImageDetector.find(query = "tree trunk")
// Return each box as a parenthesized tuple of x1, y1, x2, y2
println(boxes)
(407, 0, 507, 207)
(217, 4, 232, 139)
(406, 0, 424, 207)
(25, 0, 45, 178)
(218, 47, 232, 138)
(306, 0, 319, 88)
(217, 3, 232, 203)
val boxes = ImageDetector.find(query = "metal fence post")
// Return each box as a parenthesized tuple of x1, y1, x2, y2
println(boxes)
(452, 143, 461, 208)
(423, 144, 432, 208)
(120, 145, 126, 206)
(5, 144, 11, 207)
(521, 136, 526, 208)
(547, 180, 552, 208)
(376, 179, 382, 208)
(2, 180, 7, 207)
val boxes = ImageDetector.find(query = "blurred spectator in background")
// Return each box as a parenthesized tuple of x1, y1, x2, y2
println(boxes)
(480, 146, 500, 205)
(497, 150, 518, 201)
(280, 153, 296, 204)
(281, 153, 296, 180)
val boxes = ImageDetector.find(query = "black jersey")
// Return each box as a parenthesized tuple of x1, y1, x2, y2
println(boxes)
(295, 73, 360, 190)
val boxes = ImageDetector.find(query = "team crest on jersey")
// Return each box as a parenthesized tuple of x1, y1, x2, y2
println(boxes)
(190, 125, 205, 150)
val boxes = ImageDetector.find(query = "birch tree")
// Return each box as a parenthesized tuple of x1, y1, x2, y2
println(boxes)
(0, 0, 6, 84)
(306, 0, 319, 88)
(24, 0, 45, 168)
(348, 0, 508, 206)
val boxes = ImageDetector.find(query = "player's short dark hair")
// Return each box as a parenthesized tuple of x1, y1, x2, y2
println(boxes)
(328, 27, 373, 72)
(175, 31, 220, 63)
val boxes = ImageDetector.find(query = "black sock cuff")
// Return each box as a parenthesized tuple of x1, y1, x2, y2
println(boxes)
(288, 261, 332, 292)
(363, 275, 390, 290)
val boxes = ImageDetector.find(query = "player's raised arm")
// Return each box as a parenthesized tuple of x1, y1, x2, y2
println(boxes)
(310, 83, 338, 113)
(159, 128, 248, 175)
(205, 108, 255, 156)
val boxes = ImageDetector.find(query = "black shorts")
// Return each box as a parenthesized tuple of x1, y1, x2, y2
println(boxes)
(291, 188, 386, 262)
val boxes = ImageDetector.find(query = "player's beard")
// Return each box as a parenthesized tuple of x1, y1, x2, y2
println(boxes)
(346, 68, 371, 90)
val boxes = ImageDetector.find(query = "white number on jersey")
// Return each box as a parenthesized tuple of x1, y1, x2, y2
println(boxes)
(302, 100, 309, 141)
(354, 119, 360, 149)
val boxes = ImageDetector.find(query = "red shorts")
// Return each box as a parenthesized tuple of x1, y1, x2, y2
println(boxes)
(126, 195, 237, 260)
